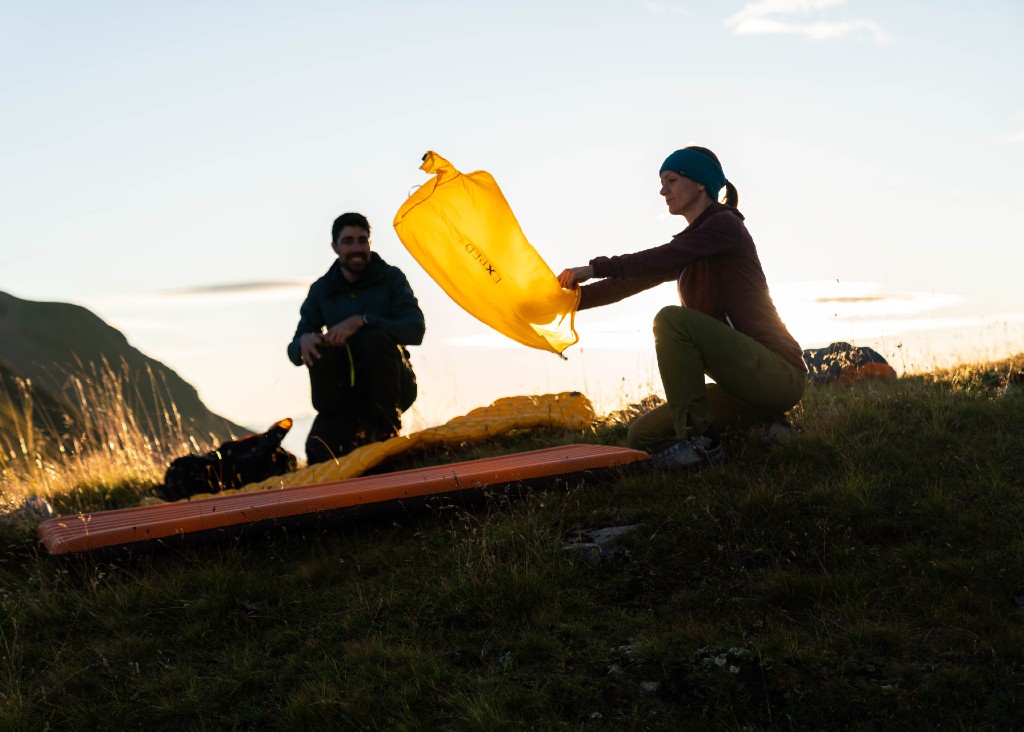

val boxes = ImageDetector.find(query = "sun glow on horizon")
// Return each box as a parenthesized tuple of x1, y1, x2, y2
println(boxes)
(772, 280, 966, 348)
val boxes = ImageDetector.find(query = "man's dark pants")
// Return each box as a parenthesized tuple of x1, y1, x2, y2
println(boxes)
(305, 329, 414, 465)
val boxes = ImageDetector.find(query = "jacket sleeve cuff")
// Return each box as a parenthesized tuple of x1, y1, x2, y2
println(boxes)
(590, 256, 615, 278)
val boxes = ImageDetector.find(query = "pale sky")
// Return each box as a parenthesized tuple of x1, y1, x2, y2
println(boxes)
(2, 1, 1023, 455)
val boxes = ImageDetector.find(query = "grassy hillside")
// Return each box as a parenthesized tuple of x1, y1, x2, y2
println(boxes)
(1, 354, 1023, 730)
(0, 291, 249, 457)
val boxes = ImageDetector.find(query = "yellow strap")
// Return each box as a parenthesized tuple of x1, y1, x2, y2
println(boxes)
(344, 341, 355, 386)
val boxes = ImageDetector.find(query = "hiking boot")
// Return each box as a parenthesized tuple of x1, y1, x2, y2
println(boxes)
(651, 431, 724, 470)
(759, 413, 796, 448)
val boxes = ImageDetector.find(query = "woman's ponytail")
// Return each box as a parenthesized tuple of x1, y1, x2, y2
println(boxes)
(722, 180, 739, 208)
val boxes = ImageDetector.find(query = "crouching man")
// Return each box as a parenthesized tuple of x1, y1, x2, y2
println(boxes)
(288, 212, 426, 465)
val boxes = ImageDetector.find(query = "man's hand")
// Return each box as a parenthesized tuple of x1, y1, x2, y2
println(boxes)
(557, 265, 594, 289)
(323, 314, 366, 347)
(299, 332, 324, 367)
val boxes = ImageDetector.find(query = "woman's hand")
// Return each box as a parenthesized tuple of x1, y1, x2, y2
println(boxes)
(557, 266, 594, 289)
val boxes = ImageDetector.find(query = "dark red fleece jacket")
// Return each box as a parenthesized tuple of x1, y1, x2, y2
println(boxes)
(579, 202, 806, 373)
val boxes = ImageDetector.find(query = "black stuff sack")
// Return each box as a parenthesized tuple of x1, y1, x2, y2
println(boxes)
(398, 346, 417, 413)
(155, 418, 298, 502)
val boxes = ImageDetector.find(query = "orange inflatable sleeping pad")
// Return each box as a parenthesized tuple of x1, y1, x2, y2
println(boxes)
(37, 444, 649, 555)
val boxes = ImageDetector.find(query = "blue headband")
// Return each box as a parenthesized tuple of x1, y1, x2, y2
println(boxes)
(660, 149, 727, 200)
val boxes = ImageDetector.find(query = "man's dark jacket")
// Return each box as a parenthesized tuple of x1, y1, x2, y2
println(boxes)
(287, 253, 425, 365)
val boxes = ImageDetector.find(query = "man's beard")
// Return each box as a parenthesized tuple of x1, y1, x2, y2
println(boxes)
(340, 253, 368, 277)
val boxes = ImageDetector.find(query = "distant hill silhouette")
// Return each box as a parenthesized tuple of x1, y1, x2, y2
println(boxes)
(0, 291, 249, 455)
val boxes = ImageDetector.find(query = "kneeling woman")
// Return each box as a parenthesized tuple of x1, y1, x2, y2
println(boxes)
(558, 146, 806, 468)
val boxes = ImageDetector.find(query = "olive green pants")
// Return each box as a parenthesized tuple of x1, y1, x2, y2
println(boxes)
(627, 306, 806, 452)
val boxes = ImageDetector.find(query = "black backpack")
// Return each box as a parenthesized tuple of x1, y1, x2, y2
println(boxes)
(155, 418, 298, 502)
(802, 342, 897, 385)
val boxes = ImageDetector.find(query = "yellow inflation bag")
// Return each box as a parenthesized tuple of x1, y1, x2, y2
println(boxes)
(393, 151, 580, 354)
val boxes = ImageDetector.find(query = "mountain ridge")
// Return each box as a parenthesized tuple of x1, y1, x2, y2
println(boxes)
(0, 290, 249, 454)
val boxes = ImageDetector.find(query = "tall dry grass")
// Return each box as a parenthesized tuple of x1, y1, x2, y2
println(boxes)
(0, 359, 218, 514)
